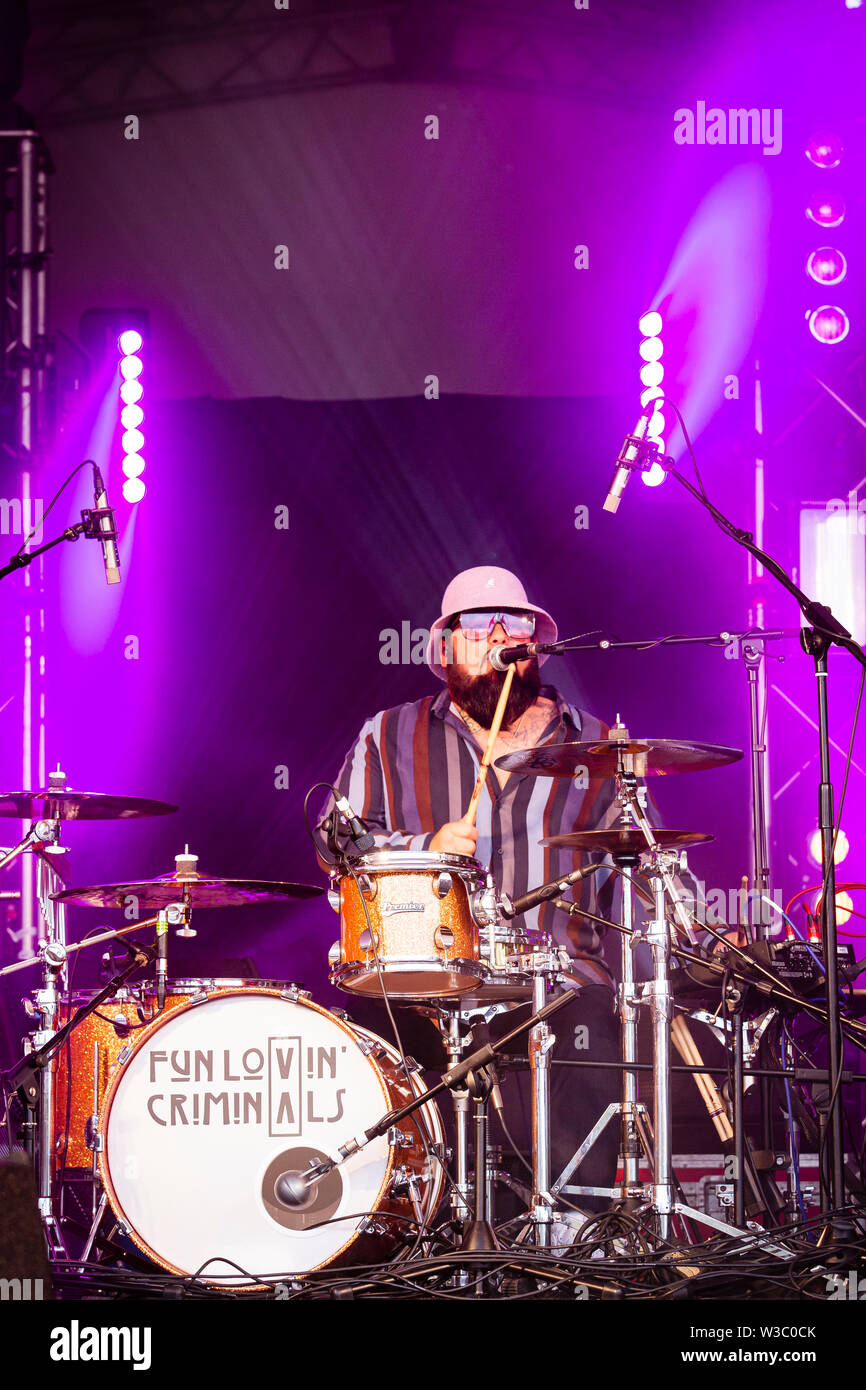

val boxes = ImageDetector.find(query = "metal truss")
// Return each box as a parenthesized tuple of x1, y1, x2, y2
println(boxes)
(0, 129, 52, 960)
(19, 0, 701, 127)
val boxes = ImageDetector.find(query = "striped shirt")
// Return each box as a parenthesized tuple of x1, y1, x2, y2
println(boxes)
(316, 685, 623, 984)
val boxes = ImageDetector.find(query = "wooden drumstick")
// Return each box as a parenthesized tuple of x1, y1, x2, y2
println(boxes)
(464, 664, 516, 827)
(671, 1012, 734, 1144)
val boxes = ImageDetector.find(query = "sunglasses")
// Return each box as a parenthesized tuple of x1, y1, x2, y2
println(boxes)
(448, 609, 536, 641)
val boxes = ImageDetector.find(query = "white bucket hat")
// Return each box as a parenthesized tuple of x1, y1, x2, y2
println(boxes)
(427, 565, 558, 682)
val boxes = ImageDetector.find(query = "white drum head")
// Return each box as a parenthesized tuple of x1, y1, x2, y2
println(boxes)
(100, 991, 398, 1284)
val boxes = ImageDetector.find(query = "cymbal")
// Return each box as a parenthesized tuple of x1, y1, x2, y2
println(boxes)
(540, 828, 714, 854)
(496, 739, 743, 779)
(52, 873, 323, 909)
(0, 790, 179, 820)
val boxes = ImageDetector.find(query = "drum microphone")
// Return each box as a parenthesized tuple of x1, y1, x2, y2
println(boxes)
(500, 862, 602, 918)
(602, 411, 663, 515)
(274, 1157, 334, 1208)
(333, 794, 375, 853)
(91, 463, 121, 584)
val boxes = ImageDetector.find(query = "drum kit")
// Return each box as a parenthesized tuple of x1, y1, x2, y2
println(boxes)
(4, 700, 818, 1297)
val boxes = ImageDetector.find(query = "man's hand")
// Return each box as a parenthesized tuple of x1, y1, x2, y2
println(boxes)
(430, 819, 479, 856)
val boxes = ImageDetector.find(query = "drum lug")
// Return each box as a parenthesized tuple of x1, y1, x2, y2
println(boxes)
(84, 1118, 103, 1153)
(470, 883, 500, 928)
(327, 888, 340, 913)
(328, 941, 341, 967)
(357, 875, 376, 901)
(357, 1216, 389, 1237)
(387, 1126, 413, 1150)
(116, 1044, 132, 1065)
(279, 985, 310, 1002)
(435, 872, 453, 899)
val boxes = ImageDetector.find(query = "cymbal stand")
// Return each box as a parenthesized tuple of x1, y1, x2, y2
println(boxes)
(435, 1000, 511, 1229)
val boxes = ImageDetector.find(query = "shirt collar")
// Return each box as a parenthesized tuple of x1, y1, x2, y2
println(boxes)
(431, 684, 582, 736)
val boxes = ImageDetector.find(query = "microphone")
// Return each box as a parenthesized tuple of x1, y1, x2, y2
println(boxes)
(500, 862, 602, 918)
(602, 411, 662, 515)
(274, 1169, 320, 1209)
(488, 641, 562, 671)
(92, 464, 121, 584)
(156, 915, 168, 1010)
(333, 793, 375, 853)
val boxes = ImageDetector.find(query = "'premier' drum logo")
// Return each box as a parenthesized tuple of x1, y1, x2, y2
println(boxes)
(143, 1038, 350, 1135)
(382, 901, 425, 914)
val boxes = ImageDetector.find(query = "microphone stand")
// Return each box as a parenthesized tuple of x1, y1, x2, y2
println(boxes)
(0, 507, 117, 583)
(656, 459, 864, 1230)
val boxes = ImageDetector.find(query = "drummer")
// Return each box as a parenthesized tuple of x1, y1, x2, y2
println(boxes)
(315, 564, 621, 988)
(315, 565, 627, 1209)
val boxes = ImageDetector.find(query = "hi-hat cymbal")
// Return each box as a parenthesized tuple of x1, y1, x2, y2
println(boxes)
(540, 828, 714, 855)
(52, 873, 323, 909)
(0, 790, 179, 820)
(496, 739, 743, 779)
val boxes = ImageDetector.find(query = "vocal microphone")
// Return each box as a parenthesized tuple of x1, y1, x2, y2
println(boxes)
(91, 464, 121, 584)
(488, 642, 560, 671)
(500, 862, 602, 918)
(602, 411, 662, 515)
(333, 793, 375, 853)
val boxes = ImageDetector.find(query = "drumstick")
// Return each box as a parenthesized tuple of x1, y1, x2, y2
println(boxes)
(671, 1012, 734, 1144)
(464, 664, 516, 826)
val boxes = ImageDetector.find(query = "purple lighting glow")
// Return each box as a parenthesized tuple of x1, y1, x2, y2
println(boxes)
(806, 191, 846, 228)
(638, 309, 667, 491)
(805, 132, 844, 169)
(806, 247, 847, 285)
(808, 304, 851, 344)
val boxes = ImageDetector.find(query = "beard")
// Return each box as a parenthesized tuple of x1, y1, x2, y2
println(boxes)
(447, 658, 541, 730)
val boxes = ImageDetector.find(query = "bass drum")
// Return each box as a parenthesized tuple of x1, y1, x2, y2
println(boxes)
(97, 987, 444, 1287)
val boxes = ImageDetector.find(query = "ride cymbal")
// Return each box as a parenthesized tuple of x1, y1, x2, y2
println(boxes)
(496, 739, 743, 779)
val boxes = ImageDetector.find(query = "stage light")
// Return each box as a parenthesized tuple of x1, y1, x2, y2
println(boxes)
(120, 354, 143, 381)
(799, 504, 865, 644)
(118, 329, 143, 355)
(122, 428, 145, 455)
(808, 305, 850, 344)
(122, 478, 146, 504)
(120, 404, 144, 429)
(808, 827, 850, 865)
(638, 311, 663, 337)
(643, 460, 667, 488)
(640, 361, 664, 388)
(639, 336, 663, 363)
(120, 379, 143, 405)
(648, 409, 665, 436)
(640, 386, 665, 409)
(122, 453, 145, 479)
(805, 132, 843, 169)
(806, 247, 847, 286)
(806, 191, 846, 228)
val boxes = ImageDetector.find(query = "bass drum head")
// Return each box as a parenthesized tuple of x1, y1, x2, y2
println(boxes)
(98, 989, 406, 1285)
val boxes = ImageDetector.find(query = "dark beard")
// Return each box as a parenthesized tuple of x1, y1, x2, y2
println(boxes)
(447, 659, 542, 730)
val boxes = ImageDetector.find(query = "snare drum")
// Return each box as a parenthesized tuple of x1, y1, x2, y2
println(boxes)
(330, 851, 487, 997)
(97, 987, 444, 1285)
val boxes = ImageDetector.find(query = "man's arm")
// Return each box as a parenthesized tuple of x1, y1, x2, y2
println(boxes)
(313, 715, 446, 862)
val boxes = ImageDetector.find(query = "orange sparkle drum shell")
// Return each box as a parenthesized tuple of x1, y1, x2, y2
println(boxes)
(333, 851, 485, 997)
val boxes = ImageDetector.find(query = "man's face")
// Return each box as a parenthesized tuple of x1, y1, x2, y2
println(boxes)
(443, 611, 541, 730)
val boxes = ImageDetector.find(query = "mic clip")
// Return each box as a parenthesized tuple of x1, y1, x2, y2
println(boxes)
(80, 507, 118, 542)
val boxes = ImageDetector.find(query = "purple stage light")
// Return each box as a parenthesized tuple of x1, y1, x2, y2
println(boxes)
(120, 379, 143, 405)
(805, 131, 843, 169)
(122, 427, 145, 455)
(118, 329, 143, 355)
(122, 477, 146, 504)
(638, 311, 663, 338)
(806, 247, 847, 286)
(639, 361, 664, 388)
(120, 403, 144, 429)
(806, 190, 846, 228)
(639, 310, 668, 491)
(808, 305, 850, 344)
(639, 336, 663, 363)
(120, 354, 143, 381)
(122, 453, 145, 479)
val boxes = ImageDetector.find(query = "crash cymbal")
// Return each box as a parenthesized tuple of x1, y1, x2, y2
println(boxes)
(496, 739, 743, 779)
(540, 828, 715, 854)
(52, 874, 323, 909)
(0, 790, 178, 820)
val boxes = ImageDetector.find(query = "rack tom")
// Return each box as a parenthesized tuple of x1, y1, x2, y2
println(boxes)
(329, 851, 489, 997)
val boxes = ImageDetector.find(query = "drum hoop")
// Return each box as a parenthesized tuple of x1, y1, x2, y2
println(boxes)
(96, 987, 397, 1287)
(343, 850, 485, 877)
